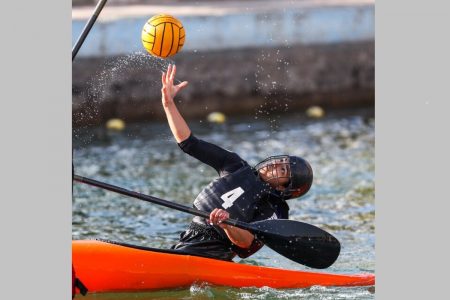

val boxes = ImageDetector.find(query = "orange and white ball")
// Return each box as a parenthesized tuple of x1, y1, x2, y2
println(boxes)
(141, 14, 186, 58)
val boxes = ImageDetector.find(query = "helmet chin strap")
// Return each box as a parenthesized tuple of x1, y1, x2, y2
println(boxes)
(266, 187, 292, 201)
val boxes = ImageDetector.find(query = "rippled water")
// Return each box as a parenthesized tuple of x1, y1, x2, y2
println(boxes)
(73, 109, 375, 299)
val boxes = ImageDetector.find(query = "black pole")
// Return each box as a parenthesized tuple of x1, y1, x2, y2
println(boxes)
(72, 0, 108, 61)
(72, 0, 108, 190)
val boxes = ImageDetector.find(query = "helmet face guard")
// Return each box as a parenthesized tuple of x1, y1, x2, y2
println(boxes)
(255, 155, 313, 200)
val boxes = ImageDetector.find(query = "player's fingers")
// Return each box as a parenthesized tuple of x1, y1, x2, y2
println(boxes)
(218, 210, 229, 222)
(209, 208, 219, 224)
(170, 64, 176, 81)
(165, 65, 172, 83)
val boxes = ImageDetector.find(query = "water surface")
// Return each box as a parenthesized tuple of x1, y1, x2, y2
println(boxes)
(73, 109, 375, 299)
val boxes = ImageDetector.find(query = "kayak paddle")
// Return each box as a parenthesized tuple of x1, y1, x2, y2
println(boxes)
(74, 174, 340, 269)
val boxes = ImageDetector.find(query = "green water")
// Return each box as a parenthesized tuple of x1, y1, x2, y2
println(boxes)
(73, 109, 375, 299)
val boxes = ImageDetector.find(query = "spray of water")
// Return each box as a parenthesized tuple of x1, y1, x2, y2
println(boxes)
(254, 47, 294, 149)
(73, 52, 183, 147)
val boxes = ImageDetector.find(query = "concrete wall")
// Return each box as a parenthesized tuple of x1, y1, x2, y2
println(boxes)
(72, 0, 374, 126)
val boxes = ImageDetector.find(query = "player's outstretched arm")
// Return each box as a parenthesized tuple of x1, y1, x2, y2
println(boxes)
(161, 64, 190, 143)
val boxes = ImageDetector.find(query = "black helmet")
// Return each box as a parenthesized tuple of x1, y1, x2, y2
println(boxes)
(255, 155, 313, 200)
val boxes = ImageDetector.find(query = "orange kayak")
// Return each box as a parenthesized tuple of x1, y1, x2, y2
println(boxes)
(72, 240, 375, 293)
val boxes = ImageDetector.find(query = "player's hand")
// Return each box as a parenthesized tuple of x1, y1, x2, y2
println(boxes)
(209, 208, 230, 229)
(161, 64, 188, 107)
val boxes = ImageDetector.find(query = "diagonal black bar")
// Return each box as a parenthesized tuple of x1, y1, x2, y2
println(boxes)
(74, 174, 341, 269)
(74, 174, 211, 219)
(72, 0, 108, 61)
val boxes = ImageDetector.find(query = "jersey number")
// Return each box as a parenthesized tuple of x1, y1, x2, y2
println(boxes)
(221, 187, 244, 209)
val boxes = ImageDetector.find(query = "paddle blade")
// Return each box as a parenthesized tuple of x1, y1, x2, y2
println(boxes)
(251, 219, 341, 269)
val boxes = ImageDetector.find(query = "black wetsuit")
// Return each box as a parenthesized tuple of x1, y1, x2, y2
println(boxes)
(171, 134, 289, 260)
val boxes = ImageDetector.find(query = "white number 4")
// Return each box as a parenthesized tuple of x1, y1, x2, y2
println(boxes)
(221, 187, 244, 209)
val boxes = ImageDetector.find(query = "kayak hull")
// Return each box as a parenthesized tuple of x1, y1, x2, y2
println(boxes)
(72, 240, 374, 293)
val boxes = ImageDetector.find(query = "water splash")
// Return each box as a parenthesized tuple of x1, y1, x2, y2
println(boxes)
(73, 52, 184, 147)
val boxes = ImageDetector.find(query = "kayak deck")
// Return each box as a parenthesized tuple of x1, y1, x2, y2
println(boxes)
(72, 240, 374, 293)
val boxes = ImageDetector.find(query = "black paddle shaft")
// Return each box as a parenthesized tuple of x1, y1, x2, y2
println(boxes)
(74, 174, 341, 268)
(74, 175, 254, 228)
(74, 175, 282, 228)
(75, 175, 215, 221)
(72, 0, 108, 61)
